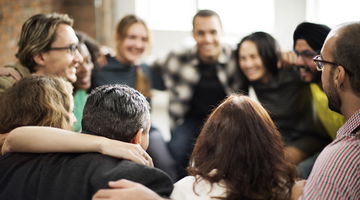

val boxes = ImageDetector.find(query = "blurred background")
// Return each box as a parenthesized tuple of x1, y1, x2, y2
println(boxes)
(1, 0, 359, 139)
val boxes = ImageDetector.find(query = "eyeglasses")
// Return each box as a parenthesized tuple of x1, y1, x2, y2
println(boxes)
(48, 44, 80, 55)
(313, 55, 340, 71)
(295, 50, 318, 59)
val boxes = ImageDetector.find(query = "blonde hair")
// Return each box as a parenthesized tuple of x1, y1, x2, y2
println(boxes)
(16, 13, 73, 73)
(0, 75, 74, 133)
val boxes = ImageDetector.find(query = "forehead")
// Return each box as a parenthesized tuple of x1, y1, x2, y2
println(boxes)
(295, 39, 314, 51)
(239, 40, 258, 55)
(52, 24, 78, 46)
(321, 32, 338, 57)
(193, 16, 222, 31)
(127, 23, 148, 36)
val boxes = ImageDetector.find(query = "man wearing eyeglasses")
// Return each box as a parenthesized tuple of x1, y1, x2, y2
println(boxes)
(293, 21, 360, 200)
(282, 22, 345, 179)
(0, 13, 83, 94)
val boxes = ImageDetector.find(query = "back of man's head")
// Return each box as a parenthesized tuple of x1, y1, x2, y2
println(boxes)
(332, 22, 360, 96)
(16, 13, 73, 73)
(82, 84, 150, 143)
(293, 22, 330, 52)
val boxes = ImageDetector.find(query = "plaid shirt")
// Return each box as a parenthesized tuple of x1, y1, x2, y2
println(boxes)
(151, 45, 243, 128)
(301, 109, 360, 200)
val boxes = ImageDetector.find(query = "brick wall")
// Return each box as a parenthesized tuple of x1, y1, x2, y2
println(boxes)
(0, 0, 95, 67)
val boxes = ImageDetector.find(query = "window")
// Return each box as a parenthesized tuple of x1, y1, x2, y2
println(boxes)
(306, 0, 360, 27)
(135, 0, 275, 35)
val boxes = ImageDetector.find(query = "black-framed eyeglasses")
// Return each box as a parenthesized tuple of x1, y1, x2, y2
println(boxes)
(313, 55, 341, 71)
(295, 50, 318, 59)
(48, 44, 80, 55)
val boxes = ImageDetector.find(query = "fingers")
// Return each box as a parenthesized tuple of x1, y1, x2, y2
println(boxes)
(108, 179, 138, 188)
(0, 67, 22, 81)
(9, 69, 22, 81)
(280, 51, 298, 68)
(92, 189, 121, 200)
(128, 144, 153, 167)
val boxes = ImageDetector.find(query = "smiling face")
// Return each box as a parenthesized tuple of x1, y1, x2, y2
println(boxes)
(294, 39, 319, 82)
(193, 15, 222, 63)
(116, 23, 149, 65)
(239, 40, 268, 82)
(75, 43, 94, 90)
(35, 24, 83, 83)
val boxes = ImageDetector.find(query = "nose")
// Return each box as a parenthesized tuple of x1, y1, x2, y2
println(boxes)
(242, 58, 255, 69)
(296, 55, 305, 66)
(73, 49, 84, 63)
(134, 38, 146, 49)
(203, 33, 213, 43)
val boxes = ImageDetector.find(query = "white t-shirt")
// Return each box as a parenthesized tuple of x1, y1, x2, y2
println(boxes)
(171, 176, 227, 200)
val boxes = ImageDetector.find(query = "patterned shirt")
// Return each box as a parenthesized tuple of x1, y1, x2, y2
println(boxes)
(150, 45, 243, 128)
(301, 109, 360, 200)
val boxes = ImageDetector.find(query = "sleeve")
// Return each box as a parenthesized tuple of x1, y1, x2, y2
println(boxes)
(171, 176, 197, 200)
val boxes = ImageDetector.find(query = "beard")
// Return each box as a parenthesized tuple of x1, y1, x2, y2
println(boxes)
(325, 75, 342, 114)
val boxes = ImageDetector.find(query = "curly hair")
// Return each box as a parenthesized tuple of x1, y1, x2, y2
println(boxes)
(0, 75, 73, 133)
(188, 94, 296, 200)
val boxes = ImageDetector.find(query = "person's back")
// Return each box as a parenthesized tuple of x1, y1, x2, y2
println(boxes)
(0, 152, 171, 200)
(0, 82, 173, 199)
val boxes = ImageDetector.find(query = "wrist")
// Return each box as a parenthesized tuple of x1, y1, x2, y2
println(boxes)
(96, 136, 110, 154)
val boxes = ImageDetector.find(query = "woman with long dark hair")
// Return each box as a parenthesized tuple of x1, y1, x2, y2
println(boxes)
(236, 32, 330, 167)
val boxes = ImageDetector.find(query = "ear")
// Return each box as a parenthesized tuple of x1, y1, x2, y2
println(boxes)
(33, 53, 46, 66)
(334, 65, 346, 89)
(131, 128, 144, 144)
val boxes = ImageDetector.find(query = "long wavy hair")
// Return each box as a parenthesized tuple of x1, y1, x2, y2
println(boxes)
(0, 75, 73, 133)
(188, 94, 296, 200)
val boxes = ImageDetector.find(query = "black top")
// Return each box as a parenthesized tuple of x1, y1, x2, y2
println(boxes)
(187, 61, 227, 120)
(91, 56, 151, 91)
(0, 152, 173, 200)
(251, 69, 330, 154)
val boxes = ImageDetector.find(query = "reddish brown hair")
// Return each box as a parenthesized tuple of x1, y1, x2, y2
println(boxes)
(188, 94, 296, 200)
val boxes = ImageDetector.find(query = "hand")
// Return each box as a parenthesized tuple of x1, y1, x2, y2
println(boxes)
(96, 46, 115, 68)
(0, 133, 9, 155)
(0, 67, 22, 81)
(92, 179, 165, 200)
(279, 51, 298, 69)
(100, 139, 153, 167)
(284, 146, 307, 165)
(291, 179, 306, 200)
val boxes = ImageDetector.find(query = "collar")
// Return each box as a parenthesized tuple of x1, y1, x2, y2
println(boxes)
(337, 109, 360, 138)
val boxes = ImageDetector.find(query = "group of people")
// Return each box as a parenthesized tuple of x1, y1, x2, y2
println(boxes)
(0, 9, 358, 200)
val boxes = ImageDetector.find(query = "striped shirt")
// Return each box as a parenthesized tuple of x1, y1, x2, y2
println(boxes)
(301, 109, 360, 200)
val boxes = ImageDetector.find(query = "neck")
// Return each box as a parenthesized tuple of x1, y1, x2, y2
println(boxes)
(340, 92, 360, 120)
(115, 54, 134, 66)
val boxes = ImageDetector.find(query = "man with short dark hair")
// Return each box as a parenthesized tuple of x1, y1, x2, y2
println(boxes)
(151, 9, 242, 179)
(299, 22, 360, 199)
(0, 85, 173, 200)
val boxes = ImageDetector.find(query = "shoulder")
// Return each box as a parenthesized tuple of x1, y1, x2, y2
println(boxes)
(159, 47, 198, 65)
(88, 154, 173, 196)
(172, 176, 227, 200)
